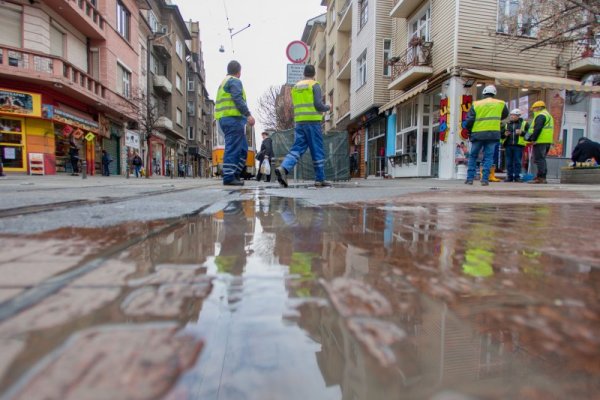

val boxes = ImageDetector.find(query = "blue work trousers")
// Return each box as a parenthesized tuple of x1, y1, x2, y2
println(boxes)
(220, 117, 248, 183)
(281, 123, 326, 182)
(505, 146, 524, 180)
(467, 140, 497, 182)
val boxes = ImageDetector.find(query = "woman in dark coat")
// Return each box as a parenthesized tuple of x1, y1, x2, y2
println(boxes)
(256, 132, 275, 182)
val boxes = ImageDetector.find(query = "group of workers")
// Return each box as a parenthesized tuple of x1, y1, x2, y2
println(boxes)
(215, 61, 330, 187)
(463, 85, 555, 185)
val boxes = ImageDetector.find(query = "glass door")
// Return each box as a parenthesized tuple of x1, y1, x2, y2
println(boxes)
(0, 117, 26, 172)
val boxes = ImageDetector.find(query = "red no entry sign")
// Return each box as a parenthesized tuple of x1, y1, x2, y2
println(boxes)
(286, 41, 309, 64)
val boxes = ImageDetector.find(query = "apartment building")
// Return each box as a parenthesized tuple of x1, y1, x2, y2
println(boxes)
(382, 0, 599, 179)
(142, 0, 190, 177)
(186, 20, 213, 178)
(0, 0, 147, 175)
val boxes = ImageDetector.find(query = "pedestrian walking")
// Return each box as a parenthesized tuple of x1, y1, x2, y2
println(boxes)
(525, 101, 554, 184)
(275, 65, 331, 188)
(215, 60, 255, 186)
(256, 131, 274, 182)
(69, 138, 80, 176)
(131, 151, 143, 178)
(101, 150, 112, 176)
(501, 109, 529, 182)
(463, 85, 508, 186)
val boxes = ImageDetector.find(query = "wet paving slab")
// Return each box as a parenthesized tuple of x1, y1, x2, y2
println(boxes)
(0, 189, 599, 399)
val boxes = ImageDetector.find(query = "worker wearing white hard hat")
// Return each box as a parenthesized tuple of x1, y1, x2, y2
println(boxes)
(462, 84, 509, 186)
(501, 108, 529, 182)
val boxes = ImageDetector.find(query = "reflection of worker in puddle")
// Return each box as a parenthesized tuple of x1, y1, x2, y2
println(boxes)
(461, 218, 496, 278)
(272, 198, 324, 296)
(214, 201, 250, 277)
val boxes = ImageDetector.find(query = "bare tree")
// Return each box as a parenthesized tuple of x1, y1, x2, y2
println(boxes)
(257, 85, 294, 132)
(127, 89, 163, 178)
(498, 0, 599, 60)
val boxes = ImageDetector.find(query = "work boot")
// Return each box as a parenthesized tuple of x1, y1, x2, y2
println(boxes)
(481, 180, 490, 186)
(464, 179, 473, 185)
(315, 180, 332, 187)
(528, 177, 547, 184)
(223, 179, 244, 186)
(488, 166, 502, 182)
(504, 177, 514, 182)
(275, 166, 288, 188)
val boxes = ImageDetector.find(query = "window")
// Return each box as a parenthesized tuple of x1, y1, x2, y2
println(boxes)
(357, 51, 367, 89)
(49, 24, 65, 58)
(359, 0, 368, 29)
(395, 100, 419, 163)
(330, 1, 336, 26)
(176, 108, 183, 126)
(116, 1, 131, 41)
(187, 100, 195, 116)
(148, 11, 159, 33)
(176, 38, 183, 59)
(188, 126, 194, 140)
(176, 73, 182, 92)
(0, 3, 22, 47)
(409, 6, 430, 42)
(328, 46, 335, 76)
(383, 39, 391, 76)
(117, 63, 131, 98)
(497, 0, 537, 37)
(188, 78, 195, 91)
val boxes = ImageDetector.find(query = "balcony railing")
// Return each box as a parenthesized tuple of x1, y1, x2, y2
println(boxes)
(389, 42, 433, 81)
(44, 0, 105, 38)
(0, 46, 106, 99)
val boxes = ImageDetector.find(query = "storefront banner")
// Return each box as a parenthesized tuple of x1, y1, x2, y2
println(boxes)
(85, 132, 95, 142)
(125, 130, 140, 149)
(0, 89, 42, 118)
(53, 109, 99, 134)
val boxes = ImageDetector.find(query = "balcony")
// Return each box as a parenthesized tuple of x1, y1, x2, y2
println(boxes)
(156, 116, 174, 131)
(0, 46, 107, 104)
(336, 98, 350, 122)
(388, 42, 433, 91)
(568, 47, 600, 73)
(390, 0, 424, 18)
(336, 45, 351, 80)
(337, 0, 352, 32)
(152, 36, 172, 59)
(153, 74, 172, 95)
(318, 46, 326, 67)
(44, 0, 105, 39)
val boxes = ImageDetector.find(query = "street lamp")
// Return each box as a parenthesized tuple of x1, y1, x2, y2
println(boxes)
(219, 24, 251, 54)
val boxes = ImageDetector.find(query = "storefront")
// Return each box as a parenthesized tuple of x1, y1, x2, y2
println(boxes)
(125, 129, 141, 172)
(365, 117, 387, 177)
(0, 88, 47, 174)
(149, 133, 165, 176)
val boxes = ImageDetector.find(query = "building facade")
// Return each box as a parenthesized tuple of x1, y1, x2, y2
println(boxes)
(306, 0, 599, 180)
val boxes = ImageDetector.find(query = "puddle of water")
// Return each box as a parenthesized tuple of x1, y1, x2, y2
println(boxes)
(0, 195, 599, 399)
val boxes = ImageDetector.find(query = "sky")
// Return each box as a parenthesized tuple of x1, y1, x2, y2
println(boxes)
(175, 0, 326, 140)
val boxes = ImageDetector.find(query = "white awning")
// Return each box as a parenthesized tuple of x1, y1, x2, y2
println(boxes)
(464, 69, 600, 93)
(380, 80, 429, 113)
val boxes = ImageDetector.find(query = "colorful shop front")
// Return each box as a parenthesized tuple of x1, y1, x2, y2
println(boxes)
(0, 87, 105, 176)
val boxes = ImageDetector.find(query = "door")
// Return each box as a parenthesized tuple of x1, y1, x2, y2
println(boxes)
(562, 126, 586, 157)
(431, 126, 440, 177)
(103, 137, 120, 175)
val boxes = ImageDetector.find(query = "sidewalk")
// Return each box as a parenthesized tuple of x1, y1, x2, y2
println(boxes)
(0, 175, 222, 211)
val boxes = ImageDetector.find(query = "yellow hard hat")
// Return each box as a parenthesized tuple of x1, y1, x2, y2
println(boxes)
(531, 101, 546, 109)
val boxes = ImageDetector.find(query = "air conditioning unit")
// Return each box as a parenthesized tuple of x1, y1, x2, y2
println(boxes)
(159, 25, 168, 34)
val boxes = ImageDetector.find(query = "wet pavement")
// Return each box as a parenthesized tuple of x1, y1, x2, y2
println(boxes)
(0, 187, 599, 399)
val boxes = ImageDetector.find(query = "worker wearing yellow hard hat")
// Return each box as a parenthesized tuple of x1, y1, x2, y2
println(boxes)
(525, 100, 554, 184)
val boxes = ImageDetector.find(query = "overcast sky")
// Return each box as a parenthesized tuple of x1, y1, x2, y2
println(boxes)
(175, 0, 326, 138)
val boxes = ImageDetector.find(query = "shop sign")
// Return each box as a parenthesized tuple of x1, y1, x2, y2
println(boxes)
(53, 108, 99, 134)
(125, 130, 140, 149)
(42, 104, 54, 119)
(0, 88, 42, 118)
(85, 132, 95, 142)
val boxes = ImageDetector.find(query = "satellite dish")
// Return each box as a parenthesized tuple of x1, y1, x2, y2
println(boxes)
(219, 45, 225, 53)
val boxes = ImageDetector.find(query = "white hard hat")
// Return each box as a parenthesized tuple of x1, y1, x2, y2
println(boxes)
(510, 108, 522, 116)
(482, 85, 497, 96)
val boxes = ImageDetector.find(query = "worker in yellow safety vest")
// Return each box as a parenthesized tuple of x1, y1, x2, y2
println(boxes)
(525, 101, 554, 184)
(275, 65, 331, 188)
(215, 60, 255, 186)
(501, 108, 529, 182)
(463, 85, 509, 186)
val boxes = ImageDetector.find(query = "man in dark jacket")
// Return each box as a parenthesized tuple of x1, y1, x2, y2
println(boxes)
(256, 131, 275, 182)
(571, 137, 600, 164)
(501, 109, 529, 182)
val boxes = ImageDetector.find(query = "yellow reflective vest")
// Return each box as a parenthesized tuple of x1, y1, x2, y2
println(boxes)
(471, 97, 506, 136)
(291, 79, 322, 123)
(215, 76, 246, 120)
(532, 109, 554, 145)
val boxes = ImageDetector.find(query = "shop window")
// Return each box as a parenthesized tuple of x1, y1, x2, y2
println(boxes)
(0, 3, 22, 48)
(116, 0, 131, 41)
